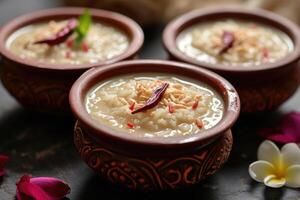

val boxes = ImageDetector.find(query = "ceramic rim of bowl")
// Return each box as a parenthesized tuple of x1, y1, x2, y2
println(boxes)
(163, 6, 300, 73)
(0, 7, 144, 71)
(69, 60, 240, 153)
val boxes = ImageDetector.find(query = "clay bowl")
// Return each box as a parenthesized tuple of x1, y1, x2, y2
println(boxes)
(69, 60, 240, 190)
(0, 7, 144, 114)
(163, 7, 300, 113)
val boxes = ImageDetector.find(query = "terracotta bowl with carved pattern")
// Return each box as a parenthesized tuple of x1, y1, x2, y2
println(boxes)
(163, 7, 300, 113)
(69, 60, 240, 190)
(0, 7, 144, 114)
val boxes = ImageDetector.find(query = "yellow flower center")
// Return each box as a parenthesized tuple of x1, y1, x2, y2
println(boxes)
(267, 158, 288, 184)
(276, 158, 287, 176)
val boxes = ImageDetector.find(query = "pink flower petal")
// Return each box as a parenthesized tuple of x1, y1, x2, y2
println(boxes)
(16, 175, 70, 200)
(16, 175, 50, 200)
(281, 112, 300, 139)
(258, 112, 300, 144)
(31, 177, 71, 199)
(0, 155, 9, 177)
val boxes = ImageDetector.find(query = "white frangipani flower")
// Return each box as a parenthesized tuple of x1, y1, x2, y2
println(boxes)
(249, 140, 300, 188)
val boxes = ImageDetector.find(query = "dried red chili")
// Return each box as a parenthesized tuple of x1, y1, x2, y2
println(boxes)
(168, 103, 174, 113)
(219, 31, 235, 55)
(195, 119, 204, 129)
(81, 42, 89, 52)
(262, 48, 269, 60)
(192, 97, 200, 110)
(129, 102, 135, 111)
(127, 122, 135, 129)
(132, 83, 169, 114)
(66, 39, 74, 48)
(34, 19, 78, 46)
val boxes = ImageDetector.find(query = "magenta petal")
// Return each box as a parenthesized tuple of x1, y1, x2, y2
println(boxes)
(258, 129, 297, 143)
(0, 155, 9, 177)
(257, 112, 300, 143)
(31, 177, 71, 199)
(16, 175, 70, 200)
(280, 112, 300, 140)
(16, 175, 51, 200)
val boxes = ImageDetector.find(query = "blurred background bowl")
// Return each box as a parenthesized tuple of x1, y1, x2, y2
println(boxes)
(163, 7, 300, 113)
(0, 7, 144, 115)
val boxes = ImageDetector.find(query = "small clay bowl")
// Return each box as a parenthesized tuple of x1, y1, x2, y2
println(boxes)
(0, 7, 144, 114)
(69, 60, 240, 190)
(163, 7, 300, 113)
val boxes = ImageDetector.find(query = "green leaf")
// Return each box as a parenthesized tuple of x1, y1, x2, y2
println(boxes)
(75, 9, 91, 45)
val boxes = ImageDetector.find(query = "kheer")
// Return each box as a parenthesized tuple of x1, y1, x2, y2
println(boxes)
(85, 74, 224, 138)
(6, 20, 130, 65)
(177, 19, 293, 66)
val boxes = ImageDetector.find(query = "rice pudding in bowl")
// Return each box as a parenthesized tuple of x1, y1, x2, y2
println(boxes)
(70, 60, 240, 190)
(86, 74, 224, 138)
(163, 7, 300, 113)
(0, 8, 143, 114)
(7, 19, 129, 65)
(177, 20, 294, 67)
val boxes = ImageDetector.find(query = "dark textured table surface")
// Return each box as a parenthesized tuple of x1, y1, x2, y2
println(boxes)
(0, 1, 300, 199)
